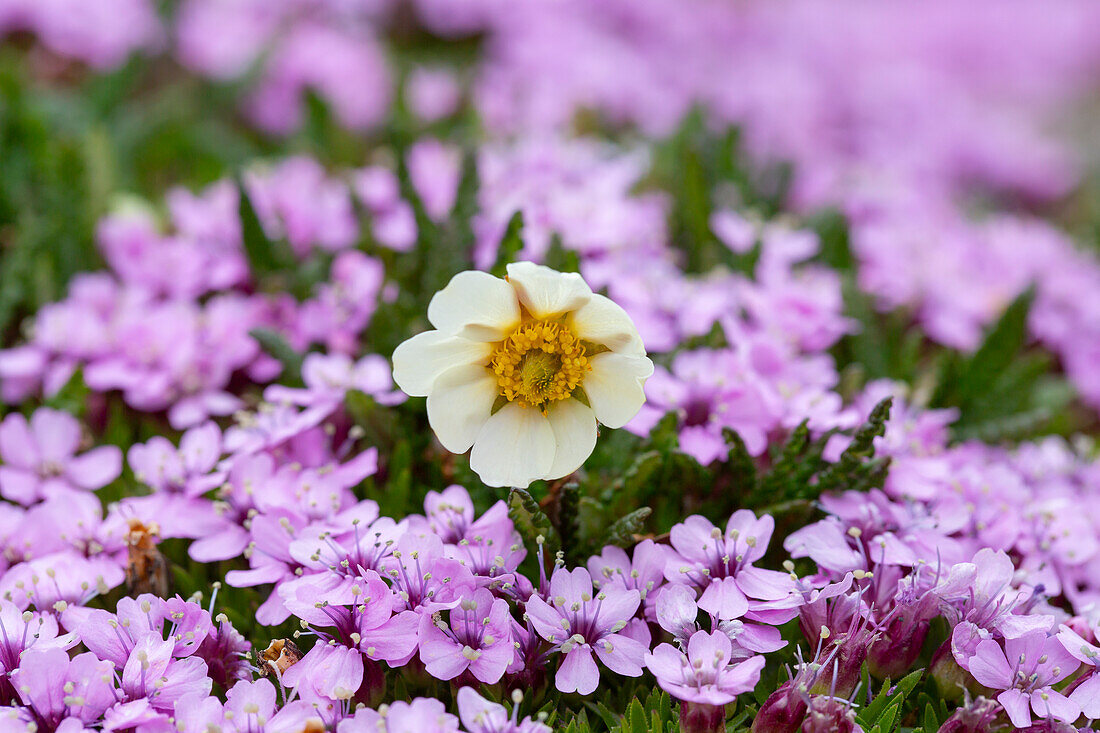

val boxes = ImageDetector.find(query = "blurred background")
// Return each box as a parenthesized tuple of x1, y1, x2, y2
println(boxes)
(1, 0, 1100, 430)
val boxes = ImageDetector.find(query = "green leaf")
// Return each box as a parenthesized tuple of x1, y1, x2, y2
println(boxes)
(723, 428, 758, 494)
(858, 677, 893, 725)
(876, 703, 898, 733)
(508, 488, 560, 555)
(815, 397, 892, 495)
(558, 482, 581, 562)
(544, 234, 581, 273)
(959, 287, 1035, 397)
(856, 670, 923, 731)
(626, 698, 647, 733)
(248, 328, 303, 385)
(610, 451, 663, 497)
(377, 439, 413, 516)
(933, 287, 1034, 408)
(587, 701, 620, 732)
(43, 368, 89, 418)
(237, 180, 284, 278)
(893, 669, 924, 700)
(922, 702, 939, 732)
(491, 210, 525, 278)
(606, 507, 652, 548)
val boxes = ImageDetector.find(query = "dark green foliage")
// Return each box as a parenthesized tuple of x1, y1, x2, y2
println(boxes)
(724, 398, 894, 515)
(930, 287, 1079, 440)
(248, 328, 301, 385)
(558, 481, 582, 563)
(43, 369, 90, 419)
(605, 507, 653, 548)
(508, 487, 560, 556)
(492, 210, 526, 277)
(854, 670, 923, 733)
(563, 689, 679, 733)
(814, 396, 892, 494)
(647, 111, 783, 275)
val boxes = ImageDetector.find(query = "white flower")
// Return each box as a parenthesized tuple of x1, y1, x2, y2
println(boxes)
(392, 262, 653, 488)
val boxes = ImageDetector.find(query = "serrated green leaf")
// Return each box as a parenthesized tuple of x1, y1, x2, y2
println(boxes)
(627, 698, 647, 733)
(933, 287, 1034, 408)
(816, 397, 892, 494)
(588, 701, 620, 732)
(723, 428, 757, 493)
(876, 703, 898, 733)
(611, 450, 663, 496)
(558, 482, 581, 562)
(857, 676, 892, 726)
(923, 702, 939, 732)
(508, 488, 560, 554)
(606, 507, 652, 548)
(893, 669, 924, 700)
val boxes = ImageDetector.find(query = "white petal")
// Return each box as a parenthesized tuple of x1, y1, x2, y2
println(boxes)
(426, 364, 498, 454)
(392, 331, 492, 397)
(545, 399, 598, 480)
(584, 352, 654, 428)
(506, 262, 591, 319)
(569, 293, 645, 355)
(427, 270, 521, 340)
(469, 403, 555, 488)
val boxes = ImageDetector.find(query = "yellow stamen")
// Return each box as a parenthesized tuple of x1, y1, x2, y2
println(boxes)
(490, 320, 589, 411)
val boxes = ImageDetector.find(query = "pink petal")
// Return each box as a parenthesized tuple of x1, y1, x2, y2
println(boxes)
(997, 689, 1032, 729)
(31, 408, 80, 462)
(0, 467, 41, 505)
(0, 414, 38, 468)
(66, 447, 123, 490)
(557, 646, 600, 696)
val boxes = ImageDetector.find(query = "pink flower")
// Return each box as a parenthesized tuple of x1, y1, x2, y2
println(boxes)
(646, 630, 765, 705)
(0, 409, 121, 505)
(406, 68, 462, 123)
(666, 511, 796, 623)
(10, 647, 117, 729)
(418, 589, 514, 683)
(525, 567, 645, 695)
(963, 632, 1080, 728)
(407, 139, 461, 223)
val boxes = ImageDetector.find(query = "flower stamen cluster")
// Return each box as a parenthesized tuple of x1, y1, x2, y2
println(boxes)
(490, 320, 589, 411)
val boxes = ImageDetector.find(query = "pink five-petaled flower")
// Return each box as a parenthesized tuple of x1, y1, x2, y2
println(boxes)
(965, 631, 1080, 728)
(127, 421, 224, 497)
(120, 634, 212, 711)
(654, 584, 786, 658)
(645, 630, 765, 705)
(587, 539, 668, 620)
(0, 408, 122, 505)
(525, 567, 646, 695)
(418, 588, 514, 683)
(281, 569, 420, 701)
(10, 647, 117, 730)
(666, 511, 795, 623)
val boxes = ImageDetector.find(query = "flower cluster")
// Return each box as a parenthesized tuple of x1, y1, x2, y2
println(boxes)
(4, 0, 1100, 731)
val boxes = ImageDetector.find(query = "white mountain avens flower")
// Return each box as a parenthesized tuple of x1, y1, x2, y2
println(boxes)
(392, 262, 653, 488)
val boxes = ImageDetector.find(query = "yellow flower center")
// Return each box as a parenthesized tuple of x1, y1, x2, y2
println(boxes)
(490, 320, 590, 411)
